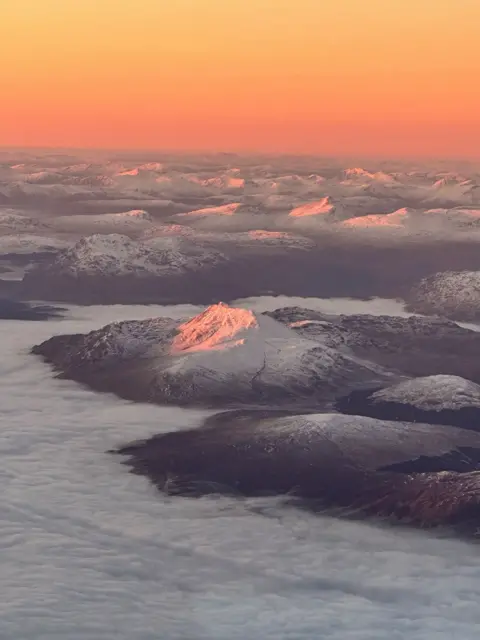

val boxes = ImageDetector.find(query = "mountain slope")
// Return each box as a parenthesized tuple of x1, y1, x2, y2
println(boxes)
(265, 307, 480, 383)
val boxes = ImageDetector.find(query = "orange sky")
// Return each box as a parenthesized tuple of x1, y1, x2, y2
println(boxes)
(1, 0, 480, 158)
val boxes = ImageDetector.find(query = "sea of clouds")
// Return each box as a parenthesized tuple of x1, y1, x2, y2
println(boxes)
(1, 299, 480, 640)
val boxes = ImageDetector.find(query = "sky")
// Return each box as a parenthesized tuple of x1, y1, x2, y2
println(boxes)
(1, 0, 480, 158)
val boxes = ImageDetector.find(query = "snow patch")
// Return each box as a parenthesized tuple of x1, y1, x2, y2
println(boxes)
(289, 197, 335, 218)
(178, 203, 242, 217)
(343, 168, 397, 184)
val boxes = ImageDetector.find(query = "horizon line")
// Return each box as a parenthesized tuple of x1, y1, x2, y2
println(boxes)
(1, 144, 479, 164)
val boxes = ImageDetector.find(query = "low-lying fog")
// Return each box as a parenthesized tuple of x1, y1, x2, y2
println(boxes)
(2, 297, 479, 640)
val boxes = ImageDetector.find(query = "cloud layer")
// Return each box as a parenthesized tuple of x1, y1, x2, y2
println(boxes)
(2, 302, 480, 639)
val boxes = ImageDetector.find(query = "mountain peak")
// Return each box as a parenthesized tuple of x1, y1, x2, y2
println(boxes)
(289, 197, 335, 218)
(171, 303, 259, 354)
(179, 203, 241, 217)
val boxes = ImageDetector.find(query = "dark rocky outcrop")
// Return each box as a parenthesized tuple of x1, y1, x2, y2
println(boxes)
(111, 411, 480, 538)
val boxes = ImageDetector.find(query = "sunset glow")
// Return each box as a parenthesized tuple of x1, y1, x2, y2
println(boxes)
(2, 0, 480, 157)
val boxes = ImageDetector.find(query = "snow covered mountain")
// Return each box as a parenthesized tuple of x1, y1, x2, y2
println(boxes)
(3, 151, 480, 307)
(0, 181, 110, 204)
(406, 271, 480, 321)
(371, 375, 480, 411)
(178, 203, 242, 217)
(0, 209, 47, 233)
(342, 168, 398, 184)
(114, 410, 480, 536)
(2, 151, 480, 213)
(336, 375, 480, 431)
(242, 229, 313, 247)
(142, 225, 314, 250)
(425, 178, 480, 206)
(288, 197, 336, 218)
(424, 207, 480, 227)
(172, 202, 267, 231)
(341, 207, 416, 230)
(23, 233, 225, 278)
(339, 206, 480, 238)
(32, 302, 395, 409)
(48, 209, 156, 235)
(19, 233, 229, 304)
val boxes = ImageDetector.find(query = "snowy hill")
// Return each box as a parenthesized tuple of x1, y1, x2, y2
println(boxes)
(426, 178, 479, 206)
(342, 168, 398, 184)
(265, 307, 480, 383)
(188, 176, 245, 190)
(26, 233, 225, 278)
(340, 207, 480, 237)
(371, 375, 480, 411)
(421, 207, 480, 231)
(48, 209, 156, 235)
(114, 410, 480, 535)
(242, 229, 314, 248)
(341, 208, 415, 230)
(171, 202, 271, 232)
(406, 271, 480, 321)
(335, 375, 480, 432)
(178, 203, 242, 217)
(32, 302, 394, 408)
(0, 209, 47, 232)
(142, 225, 313, 250)
(0, 181, 109, 203)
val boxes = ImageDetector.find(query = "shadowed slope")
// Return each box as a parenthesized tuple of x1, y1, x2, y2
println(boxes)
(111, 412, 480, 536)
